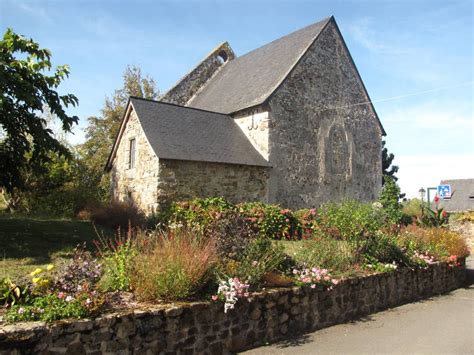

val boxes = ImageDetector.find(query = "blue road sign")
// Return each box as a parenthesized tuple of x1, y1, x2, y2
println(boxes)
(437, 184, 452, 199)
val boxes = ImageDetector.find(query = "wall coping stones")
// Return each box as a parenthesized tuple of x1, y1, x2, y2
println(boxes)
(0, 261, 467, 354)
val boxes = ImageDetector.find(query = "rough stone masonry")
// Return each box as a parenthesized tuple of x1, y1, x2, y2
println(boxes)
(0, 261, 466, 354)
(106, 16, 384, 213)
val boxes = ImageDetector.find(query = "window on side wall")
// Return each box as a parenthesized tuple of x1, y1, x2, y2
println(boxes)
(128, 138, 136, 169)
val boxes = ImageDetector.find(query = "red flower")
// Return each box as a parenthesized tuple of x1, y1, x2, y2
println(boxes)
(434, 195, 440, 203)
(442, 211, 447, 218)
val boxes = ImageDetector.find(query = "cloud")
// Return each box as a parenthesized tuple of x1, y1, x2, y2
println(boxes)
(346, 16, 465, 86)
(16, 1, 53, 24)
(348, 17, 409, 56)
(395, 154, 474, 199)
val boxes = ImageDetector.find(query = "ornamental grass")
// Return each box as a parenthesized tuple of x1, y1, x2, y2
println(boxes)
(130, 227, 218, 301)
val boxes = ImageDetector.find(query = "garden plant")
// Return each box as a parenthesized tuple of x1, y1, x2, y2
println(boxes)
(0, 197, 469, 322)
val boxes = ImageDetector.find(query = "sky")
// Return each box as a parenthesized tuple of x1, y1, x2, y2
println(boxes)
(1, 0, 473, 199)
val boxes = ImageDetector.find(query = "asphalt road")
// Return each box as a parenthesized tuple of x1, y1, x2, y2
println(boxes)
(242, 258, 474, 355)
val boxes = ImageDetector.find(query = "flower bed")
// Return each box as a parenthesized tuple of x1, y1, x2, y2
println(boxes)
(0, 260, 466, 354)
(1, 199, 470, 333)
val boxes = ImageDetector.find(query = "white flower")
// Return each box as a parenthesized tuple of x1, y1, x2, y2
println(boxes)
(372, 202, 383, 209)
(65, 296, 74, 302)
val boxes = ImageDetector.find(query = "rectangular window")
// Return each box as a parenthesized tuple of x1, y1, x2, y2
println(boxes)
(128, 138, 136, 169)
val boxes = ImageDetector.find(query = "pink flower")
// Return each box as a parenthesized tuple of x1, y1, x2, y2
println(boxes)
(310, 284, 316, 289)
(58, 292, 65, 299)
(211, 295, 218, 301)
(309, 209, 316, 216)
(332, 279, 339, 285)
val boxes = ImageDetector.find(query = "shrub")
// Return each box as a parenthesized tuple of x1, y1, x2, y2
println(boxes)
(219, 237, 287, 290)
(238, 202, 300, 240)
(55, 243, 103, 294)
(205, 210, 259, 259)
(362, 231, 410, 266)
(89, 201, 145, 230)
(315, 200, 388, 241)
(130, 227, 217, 301)
(167, 197, 234, 230)
(398, 225, 470, 260)
(379, 176, 402, 224)
(293, 236, 358, 275)
(294, 208, 318, 239)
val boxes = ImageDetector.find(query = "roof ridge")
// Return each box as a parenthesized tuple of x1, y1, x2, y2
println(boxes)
(129, 96, 231, 117)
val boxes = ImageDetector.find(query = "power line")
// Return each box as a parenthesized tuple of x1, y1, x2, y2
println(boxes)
(314, 80, 474, 113)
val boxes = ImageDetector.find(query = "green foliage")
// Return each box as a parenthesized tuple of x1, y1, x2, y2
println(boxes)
(315, 200, 387, 241)
(5, 294, 91, 322)
(363, 231, 409, 266)
(229, 237, 287, 290)
(96, 230, 136, 291)
(0, 277, 29, 307)
(381, 140, 399, 184)
(417, 204, 449, 227)
(378, 176, 402, 224)
(0, 28, 78, 196)
(168, 197, 234, 229)
(292, 237, 358, 275)
(238, 202, 300, 239)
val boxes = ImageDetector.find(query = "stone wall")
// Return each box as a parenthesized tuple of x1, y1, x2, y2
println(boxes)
(156, 159, 269, 208)
(267, 20, 383, 209)
(110, 109, 159, 213)
(161, 42, 235, 107)
(0, 262, 466, 354)
(233, 107, 271, 160)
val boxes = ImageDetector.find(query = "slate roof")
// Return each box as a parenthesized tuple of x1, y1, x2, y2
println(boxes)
(123, 97, 268, 167)
(437, 179, 474, 212)
(187, 17, 331, 114)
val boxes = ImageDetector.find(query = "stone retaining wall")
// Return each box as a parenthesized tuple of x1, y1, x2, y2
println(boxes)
(0, 262, 466, 354)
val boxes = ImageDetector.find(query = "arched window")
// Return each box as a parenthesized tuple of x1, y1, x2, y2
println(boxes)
(328, 125, 348, 175)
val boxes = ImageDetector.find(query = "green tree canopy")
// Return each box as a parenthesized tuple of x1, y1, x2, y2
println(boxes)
(0, 28, 78, 193)
(382, 140, 399, 184)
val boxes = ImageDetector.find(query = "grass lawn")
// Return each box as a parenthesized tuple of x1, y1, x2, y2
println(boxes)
(0, 215, 111, 282)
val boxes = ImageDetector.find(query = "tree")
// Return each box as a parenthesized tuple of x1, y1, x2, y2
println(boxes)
(79, 65, 159, 200)
(0, 28, 78, 196)
(381, 140, 399, 184)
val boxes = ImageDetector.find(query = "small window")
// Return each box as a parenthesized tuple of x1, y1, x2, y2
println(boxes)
(217, 50, 228, 64)
(128, 138, 136, 169)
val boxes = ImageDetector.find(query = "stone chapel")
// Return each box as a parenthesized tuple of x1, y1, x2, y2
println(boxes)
(105, 16, 385, 213)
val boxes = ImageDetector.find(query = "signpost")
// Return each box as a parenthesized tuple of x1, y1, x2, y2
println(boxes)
(437, 184, 452, 199)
